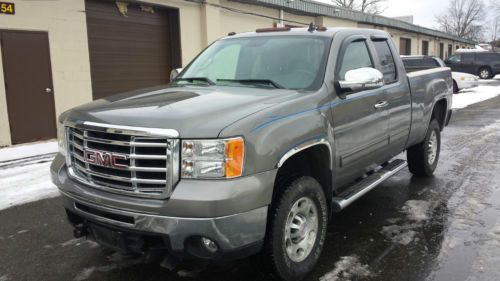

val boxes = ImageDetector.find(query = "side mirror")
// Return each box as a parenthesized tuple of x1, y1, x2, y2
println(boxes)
(338, 67, 384, 94)
(170, 68, 183, 81)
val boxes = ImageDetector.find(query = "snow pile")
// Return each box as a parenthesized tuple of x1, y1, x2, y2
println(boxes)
(319, 256, 372, 281)
(0, 161, 59, 211)
(0, 141, 57, 162)
(452, 86, 500, 109)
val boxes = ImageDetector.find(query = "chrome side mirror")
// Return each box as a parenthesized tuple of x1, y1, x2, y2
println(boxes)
(170, 68, 183, 81)
(338, 67, 384, 94)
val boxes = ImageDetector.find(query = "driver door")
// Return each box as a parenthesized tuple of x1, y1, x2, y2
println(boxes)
(332, 38, 390, 186)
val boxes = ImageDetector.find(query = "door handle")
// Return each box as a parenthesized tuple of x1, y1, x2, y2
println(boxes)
(45, 87, 52, 94)
(374, 101, 389, 109)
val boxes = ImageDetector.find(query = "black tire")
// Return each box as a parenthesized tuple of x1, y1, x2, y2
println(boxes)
(452, 80, 458, 94)
(478, 67, 492, 79)
(265, 177, 328, 281)
(407, 119, 441, 177)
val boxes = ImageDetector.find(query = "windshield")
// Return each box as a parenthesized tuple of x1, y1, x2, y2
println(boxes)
(174, 35, 331, 90)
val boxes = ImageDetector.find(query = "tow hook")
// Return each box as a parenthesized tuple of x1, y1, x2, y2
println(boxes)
(73, 224, 88, 238)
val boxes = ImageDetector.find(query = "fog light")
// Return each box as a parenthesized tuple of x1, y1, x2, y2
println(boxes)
(201, 237, 218, 253)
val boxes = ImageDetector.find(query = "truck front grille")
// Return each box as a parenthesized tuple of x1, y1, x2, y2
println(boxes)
(64, 122, 179, 199)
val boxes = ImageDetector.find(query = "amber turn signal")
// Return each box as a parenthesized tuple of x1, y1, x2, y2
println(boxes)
(224, 137, 244, 178)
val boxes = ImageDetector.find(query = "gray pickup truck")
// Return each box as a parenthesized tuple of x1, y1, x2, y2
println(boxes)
(51, 27, 452, 280)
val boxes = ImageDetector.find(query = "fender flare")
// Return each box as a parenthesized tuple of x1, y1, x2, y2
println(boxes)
(277, 137, 332, 169)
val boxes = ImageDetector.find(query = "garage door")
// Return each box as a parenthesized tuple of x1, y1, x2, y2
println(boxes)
(85, 0, 181, 100)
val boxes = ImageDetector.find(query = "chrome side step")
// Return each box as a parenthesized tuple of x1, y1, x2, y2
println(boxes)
(331, 159, 407, 212)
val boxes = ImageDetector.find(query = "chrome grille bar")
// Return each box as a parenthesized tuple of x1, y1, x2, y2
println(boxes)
(64, 122, 179, 199)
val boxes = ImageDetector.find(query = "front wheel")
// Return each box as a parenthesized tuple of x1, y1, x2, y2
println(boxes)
(265, 177, 328, 281)
(407, 119, 441, 177)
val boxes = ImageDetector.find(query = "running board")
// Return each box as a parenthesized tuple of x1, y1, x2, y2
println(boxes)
(331, 159, 407, 212)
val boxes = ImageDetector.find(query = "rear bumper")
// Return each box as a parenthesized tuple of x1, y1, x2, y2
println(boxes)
(456, 80, 478, 90)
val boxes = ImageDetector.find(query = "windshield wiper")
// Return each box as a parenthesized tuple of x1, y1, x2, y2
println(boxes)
(175, 77, 216, 85)
(217, 79, 285, 89)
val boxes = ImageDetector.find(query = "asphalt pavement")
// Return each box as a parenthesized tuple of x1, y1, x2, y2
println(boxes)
(1, 91, 500, 281)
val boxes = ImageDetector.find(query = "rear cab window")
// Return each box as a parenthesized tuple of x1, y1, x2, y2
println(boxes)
(372, 40, 397, 84)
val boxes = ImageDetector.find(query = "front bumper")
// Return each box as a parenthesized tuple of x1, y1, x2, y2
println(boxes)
(51, 154, 277, 259)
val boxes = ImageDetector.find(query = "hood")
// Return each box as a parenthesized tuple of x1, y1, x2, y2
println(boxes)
(66, 85, 299, 138)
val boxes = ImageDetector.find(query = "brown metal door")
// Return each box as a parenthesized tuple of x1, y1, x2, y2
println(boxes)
(86, 0, 181, 100)
(1, 31, 56, 144)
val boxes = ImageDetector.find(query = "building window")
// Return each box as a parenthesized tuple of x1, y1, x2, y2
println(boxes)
(447, 44, 452, 58)
(399, 37, 411, 55)
(439, 43, 444, 59)
(422, 40, 429, 55)
(456, 45, 459, 50)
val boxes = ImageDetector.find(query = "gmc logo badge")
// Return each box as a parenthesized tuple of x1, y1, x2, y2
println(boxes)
(83, 149, 127, 169)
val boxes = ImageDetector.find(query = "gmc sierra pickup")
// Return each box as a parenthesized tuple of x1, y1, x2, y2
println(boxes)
(51, 27, 452, 281)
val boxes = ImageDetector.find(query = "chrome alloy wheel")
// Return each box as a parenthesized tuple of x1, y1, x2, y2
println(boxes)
(428, 130, 438, 165)
(284, 197, 319, 262)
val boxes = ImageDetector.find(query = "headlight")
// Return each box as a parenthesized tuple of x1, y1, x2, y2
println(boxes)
(181, 137, 244, 179)
(57, 124, 67, 156)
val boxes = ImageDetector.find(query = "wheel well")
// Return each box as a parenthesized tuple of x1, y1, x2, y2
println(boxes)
(273, 145, 332, 212)
(431, 99, 447, 130)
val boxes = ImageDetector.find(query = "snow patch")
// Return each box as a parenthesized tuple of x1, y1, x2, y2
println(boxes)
(0, 141, 57, 162)
(452, 86, 500, 109)
(0, 161, 59, 211)
(381, 224, 419, 245)
(73, 253, 143, 280)
(74, 267, 96, 281)
(17, 230, 28, 234)
(0, 275, 9, 281)
(319, 256, 372, 281)
(60, 238, 84, 247)
(402, 200, 431, 222)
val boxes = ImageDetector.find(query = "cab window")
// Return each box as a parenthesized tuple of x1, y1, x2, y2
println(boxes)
(372, 40, 397, 84)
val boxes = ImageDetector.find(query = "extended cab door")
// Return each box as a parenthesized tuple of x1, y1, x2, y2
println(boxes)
(369, 37, 411, 157)
(332, 37, 390, 185)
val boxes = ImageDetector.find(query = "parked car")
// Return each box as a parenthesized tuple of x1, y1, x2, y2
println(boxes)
(51, 27, 452, 281)
(401, 55, 478, 93)
(445, 52, 500, 79)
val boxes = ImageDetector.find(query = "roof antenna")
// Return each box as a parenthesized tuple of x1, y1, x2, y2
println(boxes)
(308, 22, 315, 32)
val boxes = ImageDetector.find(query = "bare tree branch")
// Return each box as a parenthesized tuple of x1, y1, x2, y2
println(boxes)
(435, 0, 486, 41)
(331, 0, 387, 15)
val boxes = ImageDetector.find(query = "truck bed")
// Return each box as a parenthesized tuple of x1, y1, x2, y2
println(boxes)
(406, 67, 452, 147)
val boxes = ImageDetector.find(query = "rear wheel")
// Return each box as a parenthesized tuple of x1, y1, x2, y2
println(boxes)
(452, 80, 458, 94)
(265, 177, 328, 281)
(407, 119, 441, 177)
(479, 67, 492, 79)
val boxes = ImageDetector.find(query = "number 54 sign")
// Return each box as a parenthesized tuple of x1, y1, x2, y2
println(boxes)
(0, 2, 14, 15)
